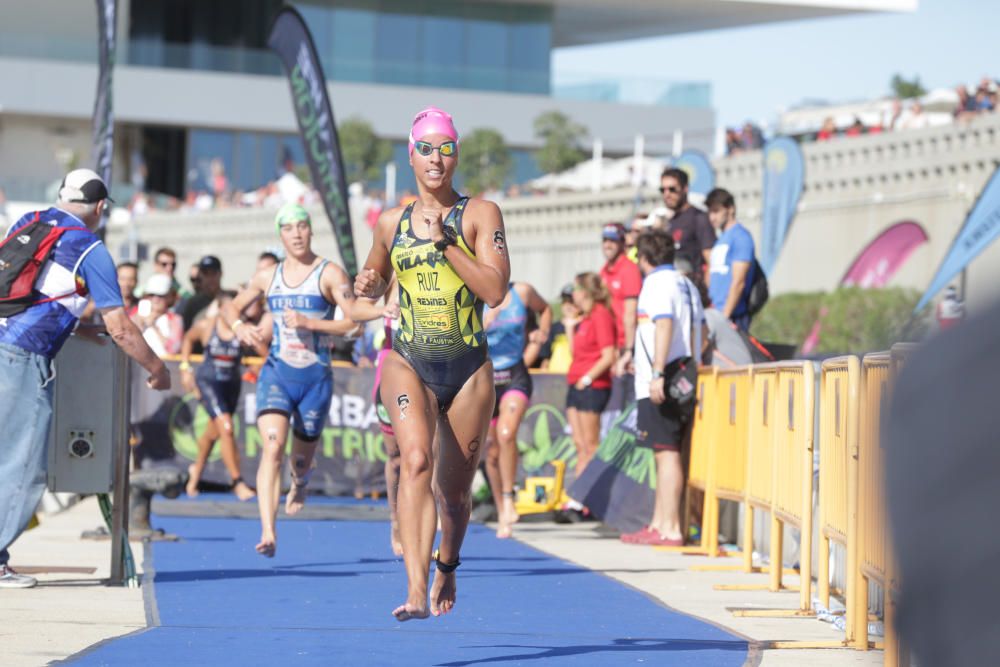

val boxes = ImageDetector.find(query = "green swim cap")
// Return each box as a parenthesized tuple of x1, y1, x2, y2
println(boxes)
(275, 203, 311, 231)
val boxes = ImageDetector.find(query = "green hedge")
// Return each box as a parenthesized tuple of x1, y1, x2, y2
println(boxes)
(751, 287, 927, 355)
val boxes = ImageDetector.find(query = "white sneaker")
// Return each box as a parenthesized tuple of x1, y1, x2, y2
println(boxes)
(0, 565, 37, 589)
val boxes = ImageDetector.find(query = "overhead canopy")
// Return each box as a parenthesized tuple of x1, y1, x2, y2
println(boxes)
(473, 0, 917, 48)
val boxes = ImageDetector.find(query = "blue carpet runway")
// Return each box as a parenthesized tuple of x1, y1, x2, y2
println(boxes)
(70, 503, 748, 666)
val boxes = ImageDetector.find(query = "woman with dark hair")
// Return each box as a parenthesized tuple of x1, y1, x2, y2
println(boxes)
(355, 107, 510, 621)
(564, 272, 616, 479)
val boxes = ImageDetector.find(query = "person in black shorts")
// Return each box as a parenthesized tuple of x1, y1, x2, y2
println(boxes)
(180, 291, 267, 500)
(482, 281, 551, 538)
(623, 230, 706, 547)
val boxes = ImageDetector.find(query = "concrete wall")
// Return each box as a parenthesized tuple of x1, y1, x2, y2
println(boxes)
(106, 113, 1000, 311)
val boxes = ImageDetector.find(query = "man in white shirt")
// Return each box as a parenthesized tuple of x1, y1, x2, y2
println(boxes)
(621, 230, 705, 547)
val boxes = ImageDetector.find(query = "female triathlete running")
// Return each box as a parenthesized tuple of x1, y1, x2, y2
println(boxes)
(355, 107, 510, 621)
(482, 282, 551, 538)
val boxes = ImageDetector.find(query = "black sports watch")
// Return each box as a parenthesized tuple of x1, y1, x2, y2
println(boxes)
(434, 225, 458, 252)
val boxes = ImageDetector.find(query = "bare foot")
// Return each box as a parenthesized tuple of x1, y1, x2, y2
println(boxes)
(255, 534, 276, 558)
(285, 480, 307, 515)
(186, 464, 201, 497)
(390, 520, 403, 556)
(392, 602, 429, 622)
(233, 480, 256, 502)
(502, 496, 520, 526)
(429, 569, 457, 616)
(496, 496, 519, 538)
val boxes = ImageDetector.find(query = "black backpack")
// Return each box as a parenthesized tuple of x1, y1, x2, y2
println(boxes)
(0, 216, 88, 317)
(746, 258, 769, 317)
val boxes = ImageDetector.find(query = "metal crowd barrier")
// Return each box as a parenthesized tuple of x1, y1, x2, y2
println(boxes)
(817, 355, 862, 646)
(725, 362, 817, 618)
(667, 350, 913, 663)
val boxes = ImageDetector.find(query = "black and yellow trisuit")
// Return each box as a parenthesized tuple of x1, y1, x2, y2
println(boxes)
(389, 196, 488, 409)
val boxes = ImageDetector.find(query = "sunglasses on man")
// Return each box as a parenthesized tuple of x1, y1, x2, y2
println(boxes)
(413, 140, 457, 157)
(659, 185, 681, 194)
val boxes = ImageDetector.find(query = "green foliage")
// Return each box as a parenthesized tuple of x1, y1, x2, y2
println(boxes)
(751, 287, 927, 355)
(338, 117, 393, 185)
(750, 291, 824, 348)
(456, 128, 512, 195)
(533, 110, 588, 174)
(890, 73, 927, 100)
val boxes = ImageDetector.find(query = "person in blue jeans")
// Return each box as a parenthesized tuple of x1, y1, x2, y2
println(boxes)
(0, 169, 170, 589)
(706, 188, 757, 332)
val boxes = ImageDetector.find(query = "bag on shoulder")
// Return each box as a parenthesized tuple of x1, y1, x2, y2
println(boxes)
(0, 216, 88, 317)
(663, 355, 698, 407)
(747, 258, 769, 316)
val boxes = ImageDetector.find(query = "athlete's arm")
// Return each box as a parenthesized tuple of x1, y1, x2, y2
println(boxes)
(355, 208, 398, 299)
(179, 318, 208, 394)
(522, 283, 552, 368)
(351, 276, 397, 322)
(430, 199, 510, 308)
(284, 262, 362, 336)
(223, 266, 273, 348)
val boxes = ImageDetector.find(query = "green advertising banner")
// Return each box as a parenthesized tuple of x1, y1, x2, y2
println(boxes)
(132, 362, 575, 497)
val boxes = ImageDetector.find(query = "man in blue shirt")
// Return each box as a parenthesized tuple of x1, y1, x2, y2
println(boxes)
(0, 169, 170, 589)
(706, 188, 756, 332)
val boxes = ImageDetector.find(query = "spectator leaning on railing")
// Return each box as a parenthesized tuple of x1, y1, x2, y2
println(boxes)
(0, 169, 170, 589)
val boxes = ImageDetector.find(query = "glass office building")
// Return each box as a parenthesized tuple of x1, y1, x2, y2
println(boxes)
(128, 0, 551, 95)
(129, 0, 553, 195)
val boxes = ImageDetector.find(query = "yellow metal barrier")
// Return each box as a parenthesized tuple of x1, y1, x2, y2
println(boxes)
(727, 362, 816, 618)
(857, 352, 889, 654)
(671, 366, 753, 559)
(703, 367, 751, 557)
(687, 367, 717, 498)
(817, 356, 861, 646)
(856, 346, 914, 664)
(738, 364, 779, 574)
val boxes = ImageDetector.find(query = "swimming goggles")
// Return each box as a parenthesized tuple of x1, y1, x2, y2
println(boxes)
(413, 140, 457, 157)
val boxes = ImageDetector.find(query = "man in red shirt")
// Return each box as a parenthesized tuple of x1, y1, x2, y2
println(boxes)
(598, 223, 642, 379)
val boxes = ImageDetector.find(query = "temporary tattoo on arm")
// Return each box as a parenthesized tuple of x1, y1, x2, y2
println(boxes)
(492, 230, 506, 256)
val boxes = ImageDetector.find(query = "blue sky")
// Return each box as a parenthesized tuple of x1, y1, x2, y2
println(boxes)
(553, 0, 997, 129)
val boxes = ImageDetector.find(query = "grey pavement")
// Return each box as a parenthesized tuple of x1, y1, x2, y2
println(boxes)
(1, 498, 882, 666)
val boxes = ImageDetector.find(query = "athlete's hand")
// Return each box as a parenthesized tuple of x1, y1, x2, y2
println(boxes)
(234, 320, 264, 348)
(423, 208, 445, 242)
(180, 367, 198, 395)
(382, 302, 400, 320)
(147, 364, 171, 391)
(283, 308, 312, 331)
(355, 268, 387, 299)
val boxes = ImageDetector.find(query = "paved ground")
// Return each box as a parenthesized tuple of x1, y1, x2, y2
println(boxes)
(0, 497, 882, 666)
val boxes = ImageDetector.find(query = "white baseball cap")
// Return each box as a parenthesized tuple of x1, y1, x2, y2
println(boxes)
(144, 273, 173, 297)
(58, 168, 114, 204)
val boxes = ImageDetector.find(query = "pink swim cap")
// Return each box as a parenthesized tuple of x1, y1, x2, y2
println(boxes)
(408, 107, 459, 154)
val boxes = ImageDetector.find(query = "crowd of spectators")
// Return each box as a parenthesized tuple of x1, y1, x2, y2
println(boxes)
(724, 76, 1000, 154)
